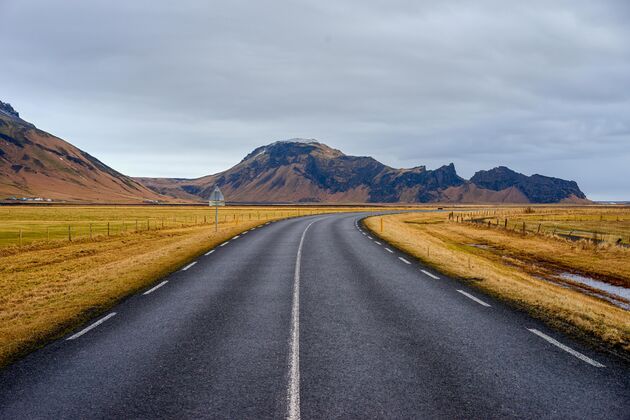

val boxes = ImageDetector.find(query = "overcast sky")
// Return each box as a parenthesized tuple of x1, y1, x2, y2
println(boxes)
(1, 1, 629, 200)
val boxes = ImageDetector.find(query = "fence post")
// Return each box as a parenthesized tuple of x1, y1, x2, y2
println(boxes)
(19, 229, 22, 247)
(68, 225, 72, 242)
(380, 218, 383, 233)
(136, 220, 138, 232)
(90, 223, 93, 240)
(107, 222, 110, 237)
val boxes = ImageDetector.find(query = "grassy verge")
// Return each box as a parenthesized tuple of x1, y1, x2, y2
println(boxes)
(0, 220, 267, 367)
(364, 211, 630, 354)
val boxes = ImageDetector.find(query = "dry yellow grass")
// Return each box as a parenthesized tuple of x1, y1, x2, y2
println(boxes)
(0, 205, 396, 366)
(365, 210, 630, 353)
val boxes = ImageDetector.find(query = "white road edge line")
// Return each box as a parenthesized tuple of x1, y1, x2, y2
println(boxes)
(421, 269, 440, 280)
(182, 261, 197, 271)
(233, 235, 240, 239)
(399, 257, 411, 264)
(367, 236, 373, 239)
(385, 248, 394, 253)
(528, 328, 605, 368)
(67, 313, 117, 340)
(456, 289, 491, 307)
(287, 218, 320, 420)
(143, 280, 168, 295)
(220, 241, 229, 247)
(374, 241, 381, 245)
(205, 250, 215, 256)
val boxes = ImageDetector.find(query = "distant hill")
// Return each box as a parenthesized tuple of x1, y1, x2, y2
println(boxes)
(0, 100, 168, 203)
(137, 139, 588, 204)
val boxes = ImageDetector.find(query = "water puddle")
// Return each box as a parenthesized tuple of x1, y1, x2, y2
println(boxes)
(555, 272, 630, 310)
(469, 243, 495, 250)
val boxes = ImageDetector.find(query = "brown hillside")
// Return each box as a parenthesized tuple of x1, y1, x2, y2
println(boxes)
(0, 105, 170, 203)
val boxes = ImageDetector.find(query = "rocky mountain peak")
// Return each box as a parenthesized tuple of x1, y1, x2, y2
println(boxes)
(0, 101, 19, 119)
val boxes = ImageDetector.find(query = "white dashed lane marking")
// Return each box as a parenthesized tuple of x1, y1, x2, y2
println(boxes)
(204, 250, 215, 256)
(66, 313, 117, 340)
(398, 257, 411, 264)
(528, 329, 605, 368)
(143, 280, 168, 295)
(385, 248, 394, 253)
(421, 269, 440, 280)
(181, 261, 197, 271)
(456, 290, 491, 307)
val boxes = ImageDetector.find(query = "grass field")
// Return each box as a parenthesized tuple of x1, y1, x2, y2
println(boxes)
(0, 206, 337, 248)
(0, 204, 396, 367)
(365, 206, 630, 353)
(457, 206, 630, 246)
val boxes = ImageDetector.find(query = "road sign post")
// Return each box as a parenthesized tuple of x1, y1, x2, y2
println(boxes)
(209, 186, 225, 232)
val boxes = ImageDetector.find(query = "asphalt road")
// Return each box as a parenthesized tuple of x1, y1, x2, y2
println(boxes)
(0, 213, 628, 419)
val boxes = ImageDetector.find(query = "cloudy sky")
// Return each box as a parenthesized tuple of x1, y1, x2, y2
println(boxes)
(1, 1, 629, 200)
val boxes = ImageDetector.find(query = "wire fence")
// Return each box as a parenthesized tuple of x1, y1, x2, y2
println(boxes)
(448, 211, 630, 247)
(0, 209, 332, 248)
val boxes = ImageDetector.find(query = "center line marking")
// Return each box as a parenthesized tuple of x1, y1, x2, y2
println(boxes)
(385, 248, 394, 253)
(181, 261, 197, 271)
(457, 289, 491, 307)
(528, 329, 605, 367)
(204, 250, 215, 256)
(287, 218, 321, 420)
(143, 280, 168, 295)
(67, 313, 116, 340)
(421, 269, 440, 279)
(399, 257, 411, 264)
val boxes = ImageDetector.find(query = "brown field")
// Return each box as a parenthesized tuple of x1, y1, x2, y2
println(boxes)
(364, 206, 630, 353)
(0, 204, 398, 367)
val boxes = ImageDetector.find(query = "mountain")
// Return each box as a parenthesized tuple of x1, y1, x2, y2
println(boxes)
(137, 139, 588, 204)
(469, 166, 587, 203)
(0, 101, 168, 203)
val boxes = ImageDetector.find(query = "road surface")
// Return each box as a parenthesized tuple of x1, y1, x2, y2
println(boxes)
(0, 213, 628, 419)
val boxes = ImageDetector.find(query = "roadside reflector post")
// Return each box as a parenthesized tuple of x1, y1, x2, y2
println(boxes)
(209, 186, 225, 232)
(380, 218, 383, 233)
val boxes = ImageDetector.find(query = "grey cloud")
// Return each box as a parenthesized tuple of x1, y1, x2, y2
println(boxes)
(1, 0, 628, 199)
